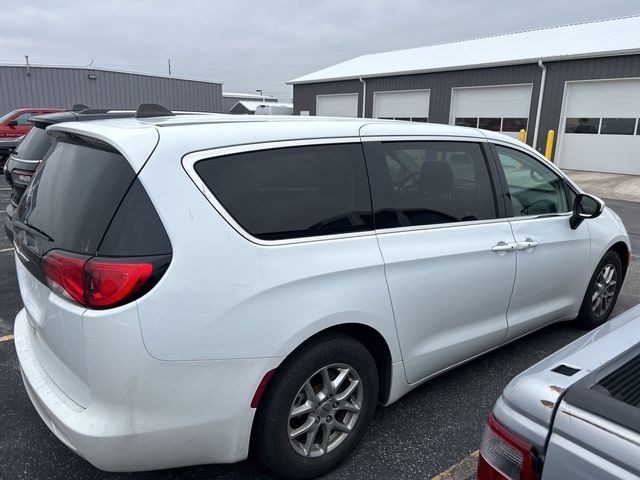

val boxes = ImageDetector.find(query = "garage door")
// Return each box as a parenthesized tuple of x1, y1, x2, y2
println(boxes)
(556, 79, 640, 175)
(316, 94, 358, 117)
(451, 84, 533, 139)
(373, 89, 429, 122)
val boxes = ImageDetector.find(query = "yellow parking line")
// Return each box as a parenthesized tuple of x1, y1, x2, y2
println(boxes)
(0, 334, 14, 343)
(431, 450, 479, 480)
(0, 247, 14, 254)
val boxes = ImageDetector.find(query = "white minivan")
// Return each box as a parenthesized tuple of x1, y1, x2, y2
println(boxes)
(12, 108, 630, 479)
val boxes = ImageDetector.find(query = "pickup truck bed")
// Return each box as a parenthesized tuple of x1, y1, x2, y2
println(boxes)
(484, 304, 640, 480)
(543, 347, 640, 479)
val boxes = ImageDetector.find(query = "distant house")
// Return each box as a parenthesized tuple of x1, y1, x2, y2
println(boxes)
(229, 101, 293, 115)
(288, 16, 640, 175)
(222, 92, 278, 113)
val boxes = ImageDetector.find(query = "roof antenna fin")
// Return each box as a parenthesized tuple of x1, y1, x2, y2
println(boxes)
(135, 103, 175, 118)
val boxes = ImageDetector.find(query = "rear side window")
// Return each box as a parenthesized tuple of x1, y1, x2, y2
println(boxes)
(194, 144, 373, 240)
(364, 141, 497, 229)
(15, 135, 136, 254)
(14, 127, 52, 160)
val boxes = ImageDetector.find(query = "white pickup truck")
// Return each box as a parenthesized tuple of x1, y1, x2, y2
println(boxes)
(478, 303, 640, 480)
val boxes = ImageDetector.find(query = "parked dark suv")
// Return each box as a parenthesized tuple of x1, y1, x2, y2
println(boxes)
(3, 108, 137, 242)
(0, 136, 23, 171)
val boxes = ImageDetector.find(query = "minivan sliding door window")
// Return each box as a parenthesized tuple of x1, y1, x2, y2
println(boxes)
(364, 141, 498, 229)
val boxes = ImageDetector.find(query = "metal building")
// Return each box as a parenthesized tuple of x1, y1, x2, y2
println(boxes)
(288, 16, 640, 175)
(0, 64, 224, 114)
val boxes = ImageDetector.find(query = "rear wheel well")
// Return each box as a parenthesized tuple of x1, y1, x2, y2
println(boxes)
(257, 323, 393, 410)
(249, 324, 393, 458)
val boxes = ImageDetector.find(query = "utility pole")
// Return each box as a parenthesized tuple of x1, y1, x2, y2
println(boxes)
(25, 55, 31, 76)
(168, 59, 171, 76)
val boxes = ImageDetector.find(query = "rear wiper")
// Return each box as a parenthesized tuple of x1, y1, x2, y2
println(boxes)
(12, 219, 54, 242)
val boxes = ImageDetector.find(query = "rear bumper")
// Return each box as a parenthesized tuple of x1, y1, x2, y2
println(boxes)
(14, 308, 279, 472)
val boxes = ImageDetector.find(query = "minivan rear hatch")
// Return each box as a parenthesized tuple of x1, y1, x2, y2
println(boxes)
(12, 130, 169, 407)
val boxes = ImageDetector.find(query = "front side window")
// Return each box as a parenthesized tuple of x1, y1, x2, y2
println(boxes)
(365, 141, 497, 229)
(194, 144, 373, 240)
(495, 145, 570, 216)
(13, 112, 37, 125)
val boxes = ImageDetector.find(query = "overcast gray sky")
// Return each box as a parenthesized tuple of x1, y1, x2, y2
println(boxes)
(4, 0, 640, 101)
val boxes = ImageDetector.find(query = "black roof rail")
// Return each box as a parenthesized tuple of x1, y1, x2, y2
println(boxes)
(71, 103, 90, 112)
(78, 108, 114, 114)
(135, 103, 175, 119)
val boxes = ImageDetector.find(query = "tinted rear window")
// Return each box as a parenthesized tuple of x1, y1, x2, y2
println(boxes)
(194, 144, 373, 240)
(14, 127, 52, 160)
(15, 135, 135, 254)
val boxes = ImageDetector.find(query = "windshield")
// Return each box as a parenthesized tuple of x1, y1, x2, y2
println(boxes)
(15, 135, 136, 255)
(0, 110, 16, 123)
(14, 127, 52, 160)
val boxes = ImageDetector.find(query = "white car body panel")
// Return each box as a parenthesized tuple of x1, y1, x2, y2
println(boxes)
(503, 214, 591, 340)
(376, 221, 515, 384)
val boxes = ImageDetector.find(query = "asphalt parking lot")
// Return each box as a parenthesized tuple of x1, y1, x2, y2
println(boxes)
(0, 176, 638, 480)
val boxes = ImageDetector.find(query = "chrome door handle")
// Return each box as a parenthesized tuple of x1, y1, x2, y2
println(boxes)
(491, 241, 517, 252)
(516, 239, 539, 250)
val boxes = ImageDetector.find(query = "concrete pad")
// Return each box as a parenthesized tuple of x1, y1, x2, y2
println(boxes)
(563, 169, 640, 203)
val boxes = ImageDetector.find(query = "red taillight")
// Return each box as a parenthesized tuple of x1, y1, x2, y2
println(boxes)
(477, 414, 540, 480)
(42, 251, 87, 305)
(85, 259, 152, 307)
(42, 251, 154, 308)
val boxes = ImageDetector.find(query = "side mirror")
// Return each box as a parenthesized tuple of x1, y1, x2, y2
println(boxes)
(570, 193, 604, 230)
(7, 119, 18, 126)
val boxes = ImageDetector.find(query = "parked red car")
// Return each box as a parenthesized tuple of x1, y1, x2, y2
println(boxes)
(0, 108, 64, 138)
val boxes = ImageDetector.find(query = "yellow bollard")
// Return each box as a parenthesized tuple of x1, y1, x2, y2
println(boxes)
(518, 129, 526, 143)
(545, 130, 555, 160)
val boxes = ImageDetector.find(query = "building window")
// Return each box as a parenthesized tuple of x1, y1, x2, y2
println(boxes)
(600, 118, 636, 135)
(478, 118, 501, 131)
(380, 117, 428, 122)
(455, 118, 478, 128)
(565, 117, 640, 135)
(565, 118, 600, 134)
(501, 118, 528, 132)
(455, 117, 528, 133)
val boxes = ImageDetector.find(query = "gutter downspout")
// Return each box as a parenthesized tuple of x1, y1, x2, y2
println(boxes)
(533, 60, 546, 150)
(359, 77, 366, 118)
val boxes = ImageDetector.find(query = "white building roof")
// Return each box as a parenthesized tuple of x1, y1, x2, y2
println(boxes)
(288, 15, 640, 84)
(231, 101, 294, 112)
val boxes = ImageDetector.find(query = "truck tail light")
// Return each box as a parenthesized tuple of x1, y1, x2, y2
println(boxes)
(42, 250, 167, 309)
(477, 414, 540, 480)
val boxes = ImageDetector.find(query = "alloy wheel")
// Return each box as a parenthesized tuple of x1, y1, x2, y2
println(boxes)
(287, 363, 363, 458)
(591, 263, 617, 318)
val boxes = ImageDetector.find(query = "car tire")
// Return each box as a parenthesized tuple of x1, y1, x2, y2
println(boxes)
(577, 250, 623, 329)
(255, 333, 378, 479)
